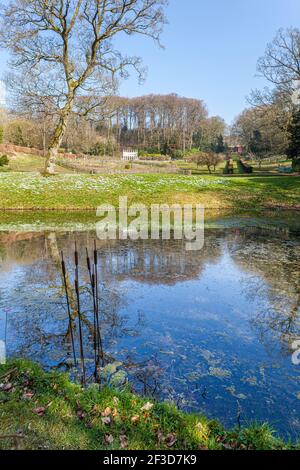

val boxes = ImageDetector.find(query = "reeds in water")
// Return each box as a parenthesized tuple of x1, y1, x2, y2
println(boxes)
(61, 241, 104, 386)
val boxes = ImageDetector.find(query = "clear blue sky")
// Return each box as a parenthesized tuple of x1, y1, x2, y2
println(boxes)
(0, 0, 299, 123)
(117, 0, 300, 123)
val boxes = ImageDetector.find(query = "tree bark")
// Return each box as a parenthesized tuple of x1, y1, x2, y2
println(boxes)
(44, 96, 74, 174)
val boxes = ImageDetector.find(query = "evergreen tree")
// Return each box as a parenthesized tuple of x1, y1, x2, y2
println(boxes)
(249, 130, 266, 155)
(287, 108, 300, 172)
(215, 135, 226, 153)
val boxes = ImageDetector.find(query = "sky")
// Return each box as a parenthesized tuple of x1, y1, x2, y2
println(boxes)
(0, 0, 299, 123)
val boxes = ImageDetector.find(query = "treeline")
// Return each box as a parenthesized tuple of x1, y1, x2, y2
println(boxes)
(0, 94, 227, 157)
(231, 97, 289, 161)
(102, 94, 226, 155)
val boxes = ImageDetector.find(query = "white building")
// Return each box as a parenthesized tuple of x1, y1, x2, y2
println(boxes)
(122, 150, 139, 161)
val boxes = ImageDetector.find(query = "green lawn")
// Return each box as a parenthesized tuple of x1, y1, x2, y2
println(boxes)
(0, 172, 299, 211)
(5, 153, 69, 173)
(0, 360, 297, 450)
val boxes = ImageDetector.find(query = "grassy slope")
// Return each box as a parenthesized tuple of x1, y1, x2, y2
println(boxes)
(6, 154, 69, 173)
(0, 172, 299, 211)
(0, 360, 297, 451)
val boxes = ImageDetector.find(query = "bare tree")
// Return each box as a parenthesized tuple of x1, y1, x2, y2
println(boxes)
(189, 151, 222, 174)
(232, 103, 289, 158)
(257, 28, 300, 94)
(0, 0, 167, 174)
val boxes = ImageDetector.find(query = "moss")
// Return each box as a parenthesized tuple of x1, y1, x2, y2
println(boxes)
(0, 360, 298, 451)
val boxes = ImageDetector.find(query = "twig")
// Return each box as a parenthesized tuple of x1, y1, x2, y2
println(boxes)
(74, 242, 86, 386)
(94, 241, 104, 367)
(61, 251, 77, 367)
(0, 367, 17, 381)
(86, 247, 98, 380)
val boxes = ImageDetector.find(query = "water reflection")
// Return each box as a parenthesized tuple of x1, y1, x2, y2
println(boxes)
(0, 225, 299, 439)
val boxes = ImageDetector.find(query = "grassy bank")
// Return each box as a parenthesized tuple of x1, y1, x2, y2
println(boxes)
(0, 172, 299, 211)
(0, 360, 298, 450)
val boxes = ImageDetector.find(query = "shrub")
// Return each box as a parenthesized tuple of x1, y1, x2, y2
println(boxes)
(188, 152, 223, 173)
(0, 154, 9, 167)
(171, 149, 185, 160)
(292, 157, 300, 172)
(139, 154, 171, 161)
(237, 159, 253, 174)
(89, 141, 116, 156)
(223, 159, 234, 175)
(139, 148, 161, 156)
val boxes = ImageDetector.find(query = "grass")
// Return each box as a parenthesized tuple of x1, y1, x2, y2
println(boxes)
(5, 153, 69, 173)
(0, 171, 299, 211)
(0, 360, 297, 451)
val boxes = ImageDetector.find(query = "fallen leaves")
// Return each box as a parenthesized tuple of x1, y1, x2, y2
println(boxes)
(101, 416, 112, 426)
(113, 397, 119, 406)
(76, 408, 86, 420)
(141, 402, 153, 412)
(102, 407, 112, 417)
(104, 434, 114, 446)
(131, 415, 140, 425)
(101, 407, 112, 425)
(119, 433, 129, 449)
(156, 429, 164, 443)
(32, 406, 47, 417)
(22, 391, 34, 400)
(165, 432, 177, 448)
(155, 430, 177, 447)
(0, 382, 13, 392)
(32, 402, 52, 417)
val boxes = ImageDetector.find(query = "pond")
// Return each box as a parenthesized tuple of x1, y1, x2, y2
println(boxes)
(0, 210, 299, 440)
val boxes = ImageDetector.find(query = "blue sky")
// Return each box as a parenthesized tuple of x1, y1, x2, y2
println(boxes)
(0, 0, 299, 123)
(117, 0, 300, 123)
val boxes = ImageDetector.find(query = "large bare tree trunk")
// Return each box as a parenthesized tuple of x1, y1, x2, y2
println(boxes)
(44, 97, 74, 174)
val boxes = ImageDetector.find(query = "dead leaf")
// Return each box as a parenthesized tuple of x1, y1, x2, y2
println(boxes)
(23, 391, 34, 400)
(0, 382, 13, 392)
(104, 434, 114, 446)
(101, 407, 112, 417)
(113, 397, 119, 406)
(76, 409, 86, 420)
(32, 406, 47, 417)
(141, 402, 153, 412)
(131, 415, 140, 425)
(120, 433, 128, 449)
(165, 432, 177, 448)
(156, 429, 165, 443)
(101, 416, 112, 426)
(112, 408, 119, 418)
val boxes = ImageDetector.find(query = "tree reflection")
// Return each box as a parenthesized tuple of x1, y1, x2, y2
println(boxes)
(227, 229, 300, 355)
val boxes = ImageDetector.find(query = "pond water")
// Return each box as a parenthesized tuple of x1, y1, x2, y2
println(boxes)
(0, 211, 299, 439)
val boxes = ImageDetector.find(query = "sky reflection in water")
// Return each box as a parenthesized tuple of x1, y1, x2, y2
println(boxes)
(0, 220, 299, 439)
